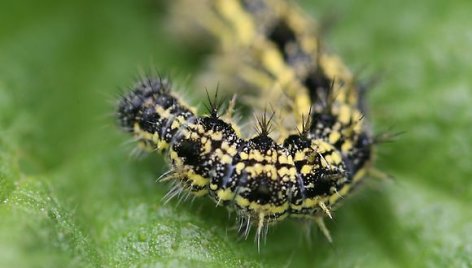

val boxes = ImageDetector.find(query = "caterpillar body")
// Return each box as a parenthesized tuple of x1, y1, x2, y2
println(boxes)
(117, 0, 375, 245)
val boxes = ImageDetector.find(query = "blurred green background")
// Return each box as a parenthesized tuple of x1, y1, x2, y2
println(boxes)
(0, 0, 471, 267)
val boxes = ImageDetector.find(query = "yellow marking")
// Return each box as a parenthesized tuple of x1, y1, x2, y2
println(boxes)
(266, 165, 278, 180)
(226, 145, 238, 156)
(331, 151, 342, 164)
(210, 184, 218, 191)
(341, 140, 353, 152)
(133, 123, 141, 134)
(203, 140, 212, 153)
(277, 167, 289, 177)
(196, 124, 205, 134)
(221, 141, 229, 150)
(250, 150, 264, 162)
(320, 54, 353, 82)
(217, 188, 234, 201)
(152, 132, 160, 142)
(287, 155, 294, 163)
(294, 95, 311, 122)
(215, 0, 255, 45)
(294, 151, 306, 161)
(154, 106, 170, 118)
(190, 132, 199, 140)
(324, 155, 333, 164)
(235, 162, 245, 173)
(300, 165, 312, 174)
(248, 200, 289, 214)
(338, 104, 351, 125)
(169, 150, 179, 162)
(302, 197, 321, 208)
(278, 154, 289, 164)
(314, 140, 331, 152)
(328, 131, 341, 144)
(261, 47, 287, 76)
(354, 167, 367, 182)
(157, 140, 169, 150)
(221, 154, 233, 164)
(235, 195, 250, 207)
(289, 167, 297, 177)
(187, 171, 208, 187)
(171, 119, 180, 130)
(251, 163, 263, 176)
(211, 131, 223, 141)
(290, 204, 302, 211)
(176, 115, 186, 123)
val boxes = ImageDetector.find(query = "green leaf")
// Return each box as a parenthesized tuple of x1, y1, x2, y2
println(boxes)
(0, 0, 471, 267)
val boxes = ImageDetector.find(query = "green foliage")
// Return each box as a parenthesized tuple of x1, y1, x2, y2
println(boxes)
(0, 0, 471, 267)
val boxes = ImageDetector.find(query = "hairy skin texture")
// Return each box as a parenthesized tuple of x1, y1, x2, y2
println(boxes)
(117, 0, 376, 247)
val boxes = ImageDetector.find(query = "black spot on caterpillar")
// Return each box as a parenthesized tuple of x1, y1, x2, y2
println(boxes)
(117, 0, 380, 248)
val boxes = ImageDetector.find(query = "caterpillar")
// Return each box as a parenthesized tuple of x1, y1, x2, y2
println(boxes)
(117, 0, 375, 247)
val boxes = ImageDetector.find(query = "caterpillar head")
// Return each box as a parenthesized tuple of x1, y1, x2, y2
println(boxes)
(117, 77, 170, 132)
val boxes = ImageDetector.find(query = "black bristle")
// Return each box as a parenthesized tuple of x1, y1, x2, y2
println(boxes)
(255, 107, 275, 137)
(204, 86, 224, 119)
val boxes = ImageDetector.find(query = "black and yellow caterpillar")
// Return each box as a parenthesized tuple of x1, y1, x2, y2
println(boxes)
(117, 0, 374, 246)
